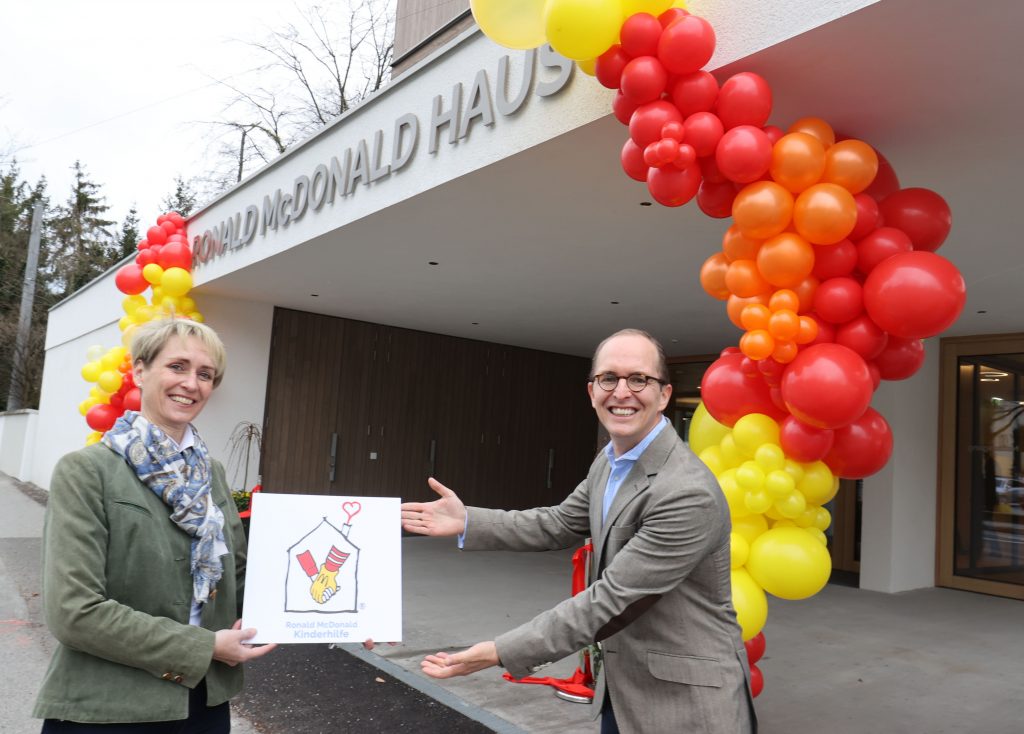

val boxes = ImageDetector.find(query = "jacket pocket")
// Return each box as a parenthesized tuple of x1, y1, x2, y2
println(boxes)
(608, 522, 636, 539)
(647, 651, 723, 688)
(112, 499, 152, 517)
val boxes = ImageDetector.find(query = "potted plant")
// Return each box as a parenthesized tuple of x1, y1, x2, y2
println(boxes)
(227, 420, 263, 532)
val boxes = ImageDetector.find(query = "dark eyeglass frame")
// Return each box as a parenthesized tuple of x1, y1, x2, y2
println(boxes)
(591, 372, 667, 393)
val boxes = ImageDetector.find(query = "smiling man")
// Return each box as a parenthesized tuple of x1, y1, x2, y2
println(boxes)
(401, 329, 757, 734)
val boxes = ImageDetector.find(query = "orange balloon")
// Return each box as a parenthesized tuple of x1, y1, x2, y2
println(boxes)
(722, 225, 763, 262)
(823, 139, 879, 194)
(725, 259, 771, 298)
(793, 183, 857, 244)
(795, 315, 819, 344)
(732, 181, 794, 240)
(728, 293, 770, 329)
(768, 309, 800, 340)
(788, 117, 835, 148)
(700, 252, 731, 300)
(771, 340, 799, 363)
(770, 132, 825, 193)
(768, 288, 800, 312)
(757, 232, 815, 287)
(741, 303, 772, 331)
(792, 276, 820, 313)
(741, 329, 775, 360)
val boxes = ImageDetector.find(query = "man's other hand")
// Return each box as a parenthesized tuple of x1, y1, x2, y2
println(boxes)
(400, 478, 467, 537)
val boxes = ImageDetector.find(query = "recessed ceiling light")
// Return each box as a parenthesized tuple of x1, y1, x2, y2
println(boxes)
(610, 300, 619, 305)
(639, 201, 652, 207)
(471, 322, 479, 325)
(977, 309, 988, 314)
(310, 293, 319, 297)
(428, 261, 439, 265)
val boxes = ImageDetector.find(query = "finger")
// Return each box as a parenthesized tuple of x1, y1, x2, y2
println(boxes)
(400, 503, 428, 515)
(427, 477, 455, 499)
(402, 522, 429, 535)
(363, 639, 375, 650)
(231, 619, 242, 630)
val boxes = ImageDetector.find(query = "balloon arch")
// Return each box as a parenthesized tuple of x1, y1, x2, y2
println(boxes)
(74, 0, 965, 700)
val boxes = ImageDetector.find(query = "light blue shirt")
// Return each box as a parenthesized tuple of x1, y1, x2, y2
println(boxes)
(602, 416, 669, 522)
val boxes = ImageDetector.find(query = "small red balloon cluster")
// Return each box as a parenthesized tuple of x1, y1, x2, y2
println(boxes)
(78, 211, 200, 444)
(605, 9, 965, 483)
(745, 631, 766, 698)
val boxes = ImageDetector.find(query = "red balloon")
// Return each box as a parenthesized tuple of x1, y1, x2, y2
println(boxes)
(749, 663, 764, 698)
(160, 220, 177, 236)
(835, 314, 888, 360)
(136, 248, 158, 268)
(863, 251, 966, 339)
(863, 148, 900, 201)
(715, 72, 772, 130)
(872, 336, 925, 381)
(630, 100, 683, 148)
(115, 264, 148, 295)
(657, 14, 715, 75)
(696, 179, 737, 218)
(762, 125, 784, 146)
(813, 277, 863, 324)
(683, 112, 724, 157)
(781, 343, 873, 430)
(647, 163, 701, 207)
(621, 139, 649, 182)
(146, 225, 168, 246)
(166, 233, 188, 245)
(812, 239, 857, 280)
(849, 193, 881, 241)
(700, 352, 788, 427)
(620, 56, 669, 104)
(86, 404, 119, 432)
(824, 407, 893, 479)
(658, 7, 688, 28)
(644, 138, 679, 168)
(669, 71, 719, 117)
(699, 155, 726, 183)
(612, 91, 640, 126)
(745, 632, 766, 665)
(136, 238, 150, 251)
(595, 45, 630, 90)
(805, 313, 836, 347)
(780, 415, 835, 462)
(158, 241, 193, 270)
(856, 226, 912, 274)
(878, 188, 952, 252)
(757, 357, 785, 386)
(620, 13, 662, 57)
(165, 211, 185, 228)
(715, 125, 772, 183)
(123, 387, 142, 412)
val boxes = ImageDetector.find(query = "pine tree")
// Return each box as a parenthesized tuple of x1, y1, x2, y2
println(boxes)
(47, 161, 117, 298)
(161, 175, 199, 218)
(116, 205, 140, 261)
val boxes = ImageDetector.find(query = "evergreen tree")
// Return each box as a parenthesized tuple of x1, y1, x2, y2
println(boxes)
(116, 205, 140, 261)
(47, 161, 117, 298)
(161, 175, 199, 218)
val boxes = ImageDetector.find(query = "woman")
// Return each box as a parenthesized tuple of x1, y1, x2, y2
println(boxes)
(34, 318, 276, 732)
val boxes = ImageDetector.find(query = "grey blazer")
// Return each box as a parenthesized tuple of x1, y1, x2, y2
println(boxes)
(464, 425, 756, 733)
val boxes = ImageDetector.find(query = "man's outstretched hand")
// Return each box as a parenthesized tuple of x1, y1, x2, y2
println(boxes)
(421, 641, 499, 679)
(400, 478, 467, 537)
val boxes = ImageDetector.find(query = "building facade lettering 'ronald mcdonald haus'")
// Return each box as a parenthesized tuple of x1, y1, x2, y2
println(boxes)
(192, 45, 575, 267)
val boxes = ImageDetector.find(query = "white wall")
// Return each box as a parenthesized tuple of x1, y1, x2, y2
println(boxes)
(860, 340, 940, 592)
(0, 410, 38, 481)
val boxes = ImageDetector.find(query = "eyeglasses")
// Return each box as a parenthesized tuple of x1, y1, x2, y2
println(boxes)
(592, 372, 666, 393)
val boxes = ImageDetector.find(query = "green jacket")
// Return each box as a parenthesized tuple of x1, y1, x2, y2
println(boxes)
(33, 443, 247, 723)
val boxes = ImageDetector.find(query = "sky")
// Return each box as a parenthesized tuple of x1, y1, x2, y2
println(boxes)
(0, 0, 313, 229)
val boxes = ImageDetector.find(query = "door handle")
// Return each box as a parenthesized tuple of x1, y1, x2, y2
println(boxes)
(429, 438, 436, 476)
(547, 448, 555, 489)
(329, 432, 338, 482)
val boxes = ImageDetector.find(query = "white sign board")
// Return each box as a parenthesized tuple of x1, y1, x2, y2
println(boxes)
(242, 493, 402, 644)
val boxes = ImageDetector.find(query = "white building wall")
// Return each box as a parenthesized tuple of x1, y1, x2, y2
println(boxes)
(860, 341, 940, 592)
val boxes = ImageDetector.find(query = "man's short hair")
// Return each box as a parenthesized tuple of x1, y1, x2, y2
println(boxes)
(590, 328, 670, 384)
(130, 318, 227, 388)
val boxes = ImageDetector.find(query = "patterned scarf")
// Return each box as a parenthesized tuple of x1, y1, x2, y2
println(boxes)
(102, 410, 228, 605)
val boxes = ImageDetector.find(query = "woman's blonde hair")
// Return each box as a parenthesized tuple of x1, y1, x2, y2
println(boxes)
(130, 318, 227, 388)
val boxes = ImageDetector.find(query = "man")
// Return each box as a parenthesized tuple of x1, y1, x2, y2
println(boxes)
(400, 329, 756, 733)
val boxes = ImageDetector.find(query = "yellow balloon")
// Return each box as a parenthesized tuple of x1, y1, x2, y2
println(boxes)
(621, 0, 673, 14)
(765, 469, 796, 498)
(188, 311, 204, 323)
(718, 468, 750, 519)
(747, 527, 832, 600)
(143, 263, 164, 285)
(79, 398, 98, 416)
(161, 267, 193, 297)
(733, 413, 781, 456)
(100, 351, 120, 370)
(730, 532, 750, 569)
(97, 370, 123, 394)
(775, 491, 807, 519)
(783, 458, 805, 484)
(118, 315, 133, 331)
(122, 295, 146, 315)
(81, 361, 102, 383)
(812, 506, 832, 532)
(794, 507, 817, 528)
(719, 434, 744, 467)
(754, 443, 785, 472)
(805, 527, 828, 546)
(688, 401, 730, 455)
(133, 305, 155, 325)
(798, 461, 838, 505)
(470, 0, 547, 50)
(771, 518, 797, 529)
(161, 295, 181, 314)
(545, 0, 623, 61)
(744, 490, 772, 515)
(736, 461, 765, 491)
(85, 431, 103, 446)
(179, 296, 196, 313)
(85, 344, 104, 362)
(122, 324, 138, 347)
(732, 513, 768, 545)
(151, 286, 164, 303)
(698, 446, 726, 476)
(730, 569, 768, 641)
(576, 58, 597, 76)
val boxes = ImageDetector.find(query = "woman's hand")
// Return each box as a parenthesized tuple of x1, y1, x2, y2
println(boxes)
(213, 619, 278, 667)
